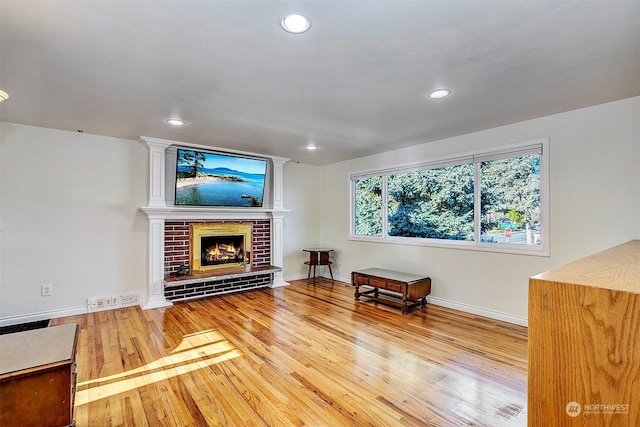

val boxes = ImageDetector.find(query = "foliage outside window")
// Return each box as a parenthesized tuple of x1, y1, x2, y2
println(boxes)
(350, 141, 547, 255)
(388, 164, 474, 240)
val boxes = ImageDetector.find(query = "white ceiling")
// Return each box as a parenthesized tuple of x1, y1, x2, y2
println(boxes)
(1, 1, 638, 165)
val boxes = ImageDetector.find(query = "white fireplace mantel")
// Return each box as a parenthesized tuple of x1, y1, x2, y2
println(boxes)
(138, 136, 290, 310)
(140, 206, 290, 221)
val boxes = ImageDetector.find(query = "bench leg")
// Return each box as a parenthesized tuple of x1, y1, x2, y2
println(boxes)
(402, 296, 410, 315)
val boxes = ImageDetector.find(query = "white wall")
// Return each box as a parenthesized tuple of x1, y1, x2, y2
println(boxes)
(281, 162, 324, 280)
(0, 123, 149, 323)
(314, 97, 640, 324)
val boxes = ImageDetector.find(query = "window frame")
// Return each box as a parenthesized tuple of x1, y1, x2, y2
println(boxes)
(349, 138, 550, 256)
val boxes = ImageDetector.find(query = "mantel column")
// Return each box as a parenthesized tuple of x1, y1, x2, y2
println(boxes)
(143, 213, 173, 309)
(139, 135, 173, 309)
(271, 157, 288, 210)
(140, 137, 172, 207)
(270, 211, 289, 288)
(269, 157, 289, 287)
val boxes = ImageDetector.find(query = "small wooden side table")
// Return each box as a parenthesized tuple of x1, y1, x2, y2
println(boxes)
(303, 248, 334, 283)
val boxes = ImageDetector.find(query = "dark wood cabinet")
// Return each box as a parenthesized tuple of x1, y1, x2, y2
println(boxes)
(0, 324, 79, 427)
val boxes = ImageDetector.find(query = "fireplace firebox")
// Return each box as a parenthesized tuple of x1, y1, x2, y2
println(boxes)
(190, 223, 252, 272)
(200, 235, 246, 267)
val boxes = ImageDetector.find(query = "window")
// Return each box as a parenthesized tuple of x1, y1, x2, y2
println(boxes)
(350, 140, 548, 255)
(388, 164, 474, 240)
(480, 153, 541, 246)
(354, 176, 382, 236)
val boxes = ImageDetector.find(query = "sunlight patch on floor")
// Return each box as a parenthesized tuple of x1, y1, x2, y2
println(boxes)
(76, 330, 240, 406)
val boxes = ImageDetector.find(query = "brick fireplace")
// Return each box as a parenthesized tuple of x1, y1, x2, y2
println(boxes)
(165, 220, 271, 275)
(139, 136, 290, 309)
(162, 219, 280, 302)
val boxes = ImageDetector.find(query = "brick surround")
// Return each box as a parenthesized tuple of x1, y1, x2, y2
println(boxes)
(164, 219, 271, 277)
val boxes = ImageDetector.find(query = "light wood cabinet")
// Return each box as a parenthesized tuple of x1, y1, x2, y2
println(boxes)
(528, 240, 639, 426)
(0, 324, 79, 427)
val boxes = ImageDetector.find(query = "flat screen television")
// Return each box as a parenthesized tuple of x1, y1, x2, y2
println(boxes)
(174, 148, 268, 207)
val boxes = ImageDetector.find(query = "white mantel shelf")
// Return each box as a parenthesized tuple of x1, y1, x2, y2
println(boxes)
(140, 206, 291, 221)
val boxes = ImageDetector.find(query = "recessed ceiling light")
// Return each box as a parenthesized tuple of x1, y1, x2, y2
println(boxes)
(306, 144, 317, 151)
(0, 90, 9, 103)
(167, 118, 185, 126)
(281, 13, 310, 34)
(428, 89, 451, 99)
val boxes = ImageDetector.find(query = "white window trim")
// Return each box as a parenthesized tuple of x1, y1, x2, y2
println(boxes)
(349, 138, 550, 257)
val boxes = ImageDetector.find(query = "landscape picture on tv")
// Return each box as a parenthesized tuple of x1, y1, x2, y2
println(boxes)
(175, 149, 267, 207)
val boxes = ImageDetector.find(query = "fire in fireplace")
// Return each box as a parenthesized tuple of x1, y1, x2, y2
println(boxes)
(201, 235, 245, 266)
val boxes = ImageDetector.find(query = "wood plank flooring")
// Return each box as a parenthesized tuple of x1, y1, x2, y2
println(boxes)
(50, 279, 528, 426)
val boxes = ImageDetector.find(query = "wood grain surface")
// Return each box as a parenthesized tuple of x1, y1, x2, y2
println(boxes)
(529, 240, 640, 426)
(50, 279, 528, 426)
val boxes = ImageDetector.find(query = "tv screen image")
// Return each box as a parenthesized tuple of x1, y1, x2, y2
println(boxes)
(175, 149, 267, 207)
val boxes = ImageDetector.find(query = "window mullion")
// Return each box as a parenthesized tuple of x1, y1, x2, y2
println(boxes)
(382, 175, 389, 238)
(474, 162, 481, 243)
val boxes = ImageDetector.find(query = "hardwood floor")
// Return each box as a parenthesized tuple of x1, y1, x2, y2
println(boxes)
(50, 279, 528, 426)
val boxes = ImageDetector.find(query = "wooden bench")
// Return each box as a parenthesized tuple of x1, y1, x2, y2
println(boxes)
(352, 268, 431, 315)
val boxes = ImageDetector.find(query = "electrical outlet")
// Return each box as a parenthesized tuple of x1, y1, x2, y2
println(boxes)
(41, 284, 53, 297)
(120, 293, 140, 305)
(96, 298, 105, 308)
(88, 298, 97, 309)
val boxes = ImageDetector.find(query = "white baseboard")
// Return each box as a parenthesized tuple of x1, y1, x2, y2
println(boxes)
(0, 306, 87, 327)
(270, 278, 290, 288)
(426, 296, 528, 326)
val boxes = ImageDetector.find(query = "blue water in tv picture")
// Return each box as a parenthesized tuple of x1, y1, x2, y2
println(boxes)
(175, 151, 267, 207)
